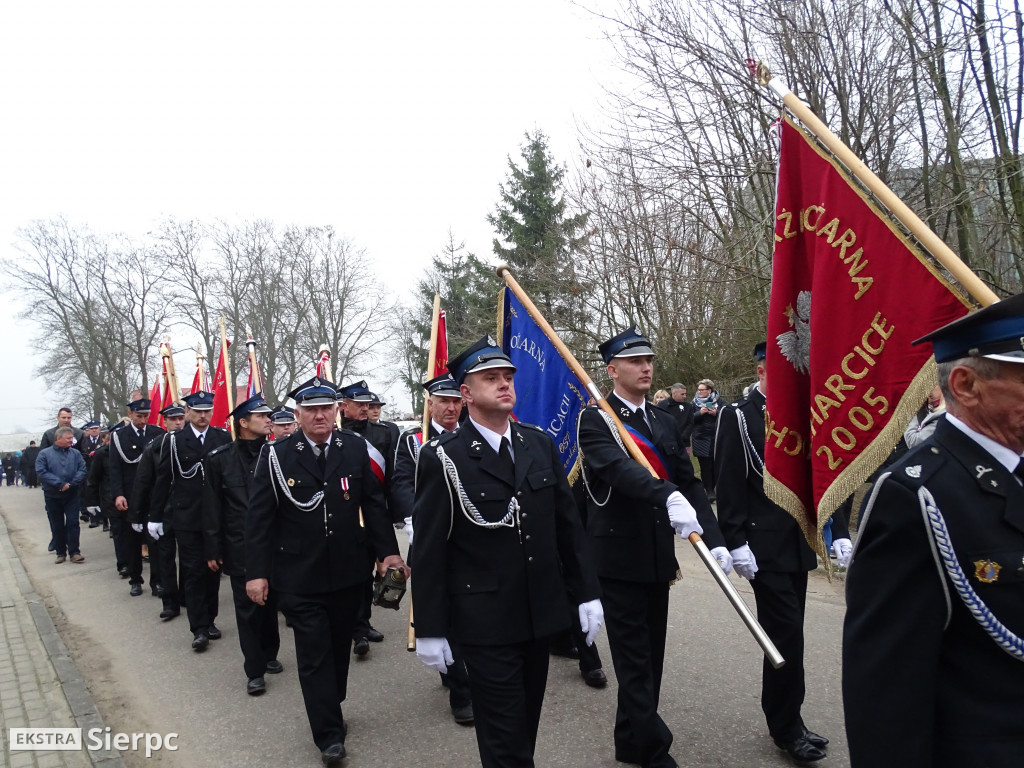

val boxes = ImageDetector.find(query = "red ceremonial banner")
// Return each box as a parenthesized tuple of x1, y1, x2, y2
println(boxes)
(434, 310, 449, 376)
(211, 339, 233, 430)
(764, 117, 972, 552)
(146, 366, 163, 428)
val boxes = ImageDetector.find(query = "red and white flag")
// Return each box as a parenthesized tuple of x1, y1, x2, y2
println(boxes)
(365, 440, 386, 485)
(764, 116, 971, 553)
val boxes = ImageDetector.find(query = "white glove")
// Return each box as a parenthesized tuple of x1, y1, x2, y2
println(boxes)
(666, 491, 702, 539)
(416, 637, 454, 675)
(709, 546, 734, 575)
(403, 516, 414, 546)
(730, 544, 759, 579)
(578, 599, 604, 647)
(87, 506, 100, 514)
(832, 538, 853, 568)
(131, 523, 143, 533)
(147, 522, 164, 541)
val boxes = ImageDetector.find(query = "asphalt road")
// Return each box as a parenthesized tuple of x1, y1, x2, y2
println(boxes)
(1, 486, 852, 768)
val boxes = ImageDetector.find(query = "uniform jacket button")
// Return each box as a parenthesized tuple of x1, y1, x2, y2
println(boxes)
(528, 556, 534, 562)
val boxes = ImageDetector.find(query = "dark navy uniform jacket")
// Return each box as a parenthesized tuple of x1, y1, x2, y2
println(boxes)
(149, 426, 231, 531)
(107, 424, 165, 517)
(577, 392, 724, 584)
(245, 428, 399, 595)
(843, 418, 1024, 767)
(412, 419, 600, 645)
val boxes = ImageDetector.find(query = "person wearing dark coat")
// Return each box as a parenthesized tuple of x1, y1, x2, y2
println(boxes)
(107, 399, 165, 593)
(202, 394, 282, 696)
(83, 433, 113, 531)
(148, 391, 231, 651)
(131, 404, 187, 605)
(577, 327, 728, 768)
(714, 343, 851, 764)
(413, 338, 603, 768)
(40, 407, 83, 449)
(656, 383, 694, 447)
(21, 442, 40, 487)
(690, 379, 720, 501)
(78, 422, 102, 522)
(245, 377, 407, 766)
(339, 379, 396, 655)
(2, 454, 16, 486)
(843, 293, 1024, 768)
(392, 373, 474, 725)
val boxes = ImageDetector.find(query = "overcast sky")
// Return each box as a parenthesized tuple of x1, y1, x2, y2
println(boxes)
(0, 1, 628, 434)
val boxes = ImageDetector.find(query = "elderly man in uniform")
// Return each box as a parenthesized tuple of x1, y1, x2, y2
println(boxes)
(413, 337, 603, 768)
(149, 391, 231, 651)
(246, 377, 407, 766)
(714, 342, 851, 764)
(108, 399, 165, 595)
(843, 293, 1024, 767)
(270, 405, 298, 440)
(203, 393, 283, 696)
(577, 327, 730, 768)
(392, 372, 473, 725)
(133, 404, 187, 614)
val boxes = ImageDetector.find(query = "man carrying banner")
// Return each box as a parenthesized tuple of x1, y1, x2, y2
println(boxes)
(392, 372, 473, 725)
(715, 342, 850, 764)
(246, 377, 407, 766)
(413, 337, 602, 768)
(577, 327, 729, 768)
(843, 294, 1024, 767)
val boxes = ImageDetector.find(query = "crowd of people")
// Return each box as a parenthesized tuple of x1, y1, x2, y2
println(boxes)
(4, 292, 1023, 768)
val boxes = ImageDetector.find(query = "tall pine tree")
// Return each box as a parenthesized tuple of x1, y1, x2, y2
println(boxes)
(488, 131, 590, 339)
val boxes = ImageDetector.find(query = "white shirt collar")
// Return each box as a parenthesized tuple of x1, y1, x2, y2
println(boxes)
(431, 419, 451, 435)
(304, 434, 329, 452)
(945, 413, 1023, 474)
(190, 424, 207, 441)
(468, 416, 513, 457)
(613, 390, 648, 414)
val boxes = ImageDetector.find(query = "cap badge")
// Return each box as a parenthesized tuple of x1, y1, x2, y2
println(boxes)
(973, 559, 1001, 583)
(487, 335, 496, 346)
(287, 478, 295, 487)
(904, 465, 922, 478)
(975, 465, 993, 480)
(470, 440, 481, 449)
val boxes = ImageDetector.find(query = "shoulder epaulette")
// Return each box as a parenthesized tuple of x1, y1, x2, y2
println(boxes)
(206, 443, 232, 458)
(429, 430, 460, 449)
(888, 443, 947, 489)
(515, 421, 545, 433)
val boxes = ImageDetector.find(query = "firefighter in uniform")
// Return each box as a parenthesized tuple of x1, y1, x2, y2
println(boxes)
(392, 372, 473, 725)
(843, 293, 1024, 767)
(149, 391, 231, 651)
(576, 327, 729, 768)
(202, 393, 283, 696)
(246, 377, 407, 766)
(270, 405, 297, 440)
(413, 337, 603, 768)
(714, 342, 850, 764)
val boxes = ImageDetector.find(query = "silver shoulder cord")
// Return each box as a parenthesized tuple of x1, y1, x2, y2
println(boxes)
(170, 433, 204, 480)
(576, 409, 621, 508)
(435, 443, 518, 530)
(266, 444, 322, 511)
(111, 430, 141, 465)
(734, 408, 764, 478)
(918, 485, 1024, 661)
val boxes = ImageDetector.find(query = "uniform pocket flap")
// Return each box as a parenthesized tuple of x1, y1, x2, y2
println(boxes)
(277, 538, 302, 555)
(590, 519, 637, 538)
(463, 483, 507, 502)
(527, 470, 557, 490)
(448, 575, 499, 594)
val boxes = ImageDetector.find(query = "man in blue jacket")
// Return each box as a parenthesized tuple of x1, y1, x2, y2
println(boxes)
(36, 426, 88, 563)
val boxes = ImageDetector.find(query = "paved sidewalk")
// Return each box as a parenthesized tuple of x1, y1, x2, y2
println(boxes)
(0, 500, 124, 768)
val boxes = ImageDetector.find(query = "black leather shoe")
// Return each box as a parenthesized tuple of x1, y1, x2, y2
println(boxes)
(160, 604, 180, 620)
(207, 624, 222, 640)
(118, 566, 129, 579)
(451, 704, 474, 724)
(365, 626, 384, 642)
(265, 659, 284, 674)
(582, 668, 608, 688)
(802, 729, 828, 749)
(151, 585, 163, 598)
(246, 677, 266, 696)
(774, 736, 826, 763)
(353, 637, 370, 657)
(321, 742, 346, 766)
(191, 631, 210, 652)
(102, 523, 110, 532)
(129, 584, 143, 597)
(88, 520, 101, 528)
(550, 642, 580, 659)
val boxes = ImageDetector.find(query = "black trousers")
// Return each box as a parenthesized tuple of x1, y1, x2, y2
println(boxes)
(696, 455, 715, 496)
(175, 530, 220, 633)
(440, 641, 473, 711)
(229, 574, 281, 679)
(120, 525, 145, 585)
(749, 570, 808, 742)
(279, 584, 363, 751)
(156, 528, 181, 608)
(600, 577, 676, 768)
(351, 575, 374, 640)
(108, 516, 127, 570)
(460, 638, 551, 768)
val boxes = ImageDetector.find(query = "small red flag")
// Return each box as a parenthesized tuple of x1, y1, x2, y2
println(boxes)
(146, 374, 163, 428)
(210, 339, 233, 430)
(434, 310, 449, 376)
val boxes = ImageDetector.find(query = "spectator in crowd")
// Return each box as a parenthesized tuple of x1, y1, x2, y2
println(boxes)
(652, 388, 669, 406)
(40, 407, 83, 449)
(903, 384, 945, 449)
(3, 454, 17, 486)
(36, 426, 88, 564)
(21, 441, 40, 487)
(658, 382, 695, 450)
(691, 379, 720, 502)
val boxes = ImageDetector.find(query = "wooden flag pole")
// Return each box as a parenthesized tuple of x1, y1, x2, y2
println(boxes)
(161, 342, 183, 406)
(245, 325, 264, 393)
(408, 294, 443, 653)
(219, 317, 235, 439)
(497, 265, 785, 669)
(750, 61, 998, 308)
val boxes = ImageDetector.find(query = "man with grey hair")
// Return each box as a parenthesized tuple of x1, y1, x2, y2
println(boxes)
(843, 292, 1024, 767)
(36, 426, 88, 563)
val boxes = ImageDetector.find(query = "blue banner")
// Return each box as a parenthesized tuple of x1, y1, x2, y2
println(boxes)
(501, 288, 591, 481)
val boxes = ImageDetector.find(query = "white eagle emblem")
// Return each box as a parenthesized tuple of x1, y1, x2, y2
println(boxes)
(905, 465, 922, 478)
(776, 290, 811, 375)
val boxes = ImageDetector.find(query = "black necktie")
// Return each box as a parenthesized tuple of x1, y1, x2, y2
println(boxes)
(498, 437, 515, 485)
(634, 406, 653, 440)
(315, 443, 327, 471)
(198, 432, 204, 445)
